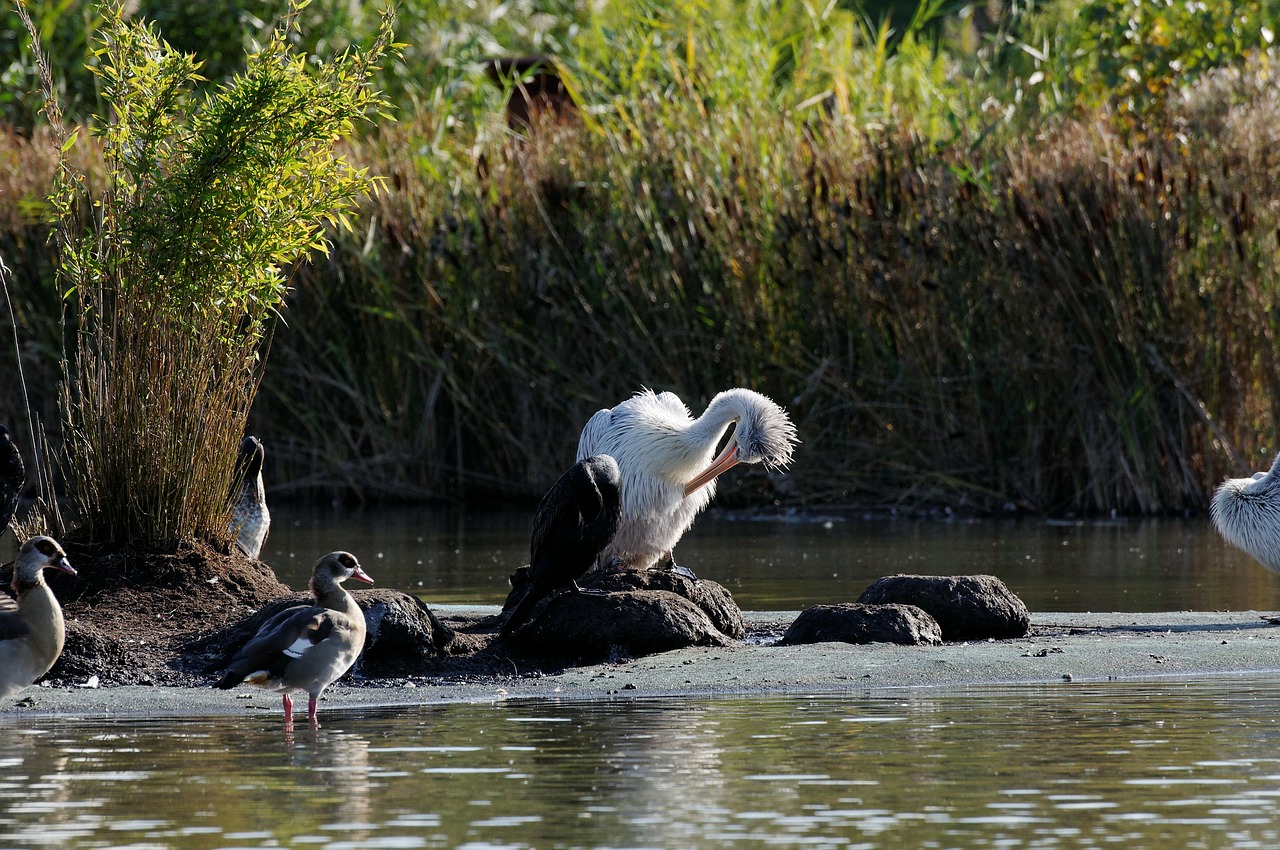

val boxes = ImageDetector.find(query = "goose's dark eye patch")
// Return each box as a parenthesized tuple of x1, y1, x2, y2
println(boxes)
(35, 540, 55, 556)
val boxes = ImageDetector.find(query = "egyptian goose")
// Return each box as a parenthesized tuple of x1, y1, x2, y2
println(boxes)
(0, 536, 76, 700)
(497, 455, 621, 640)
(216, 551, 372, 725)
(0, 425, 24, 532)
(229, 435, 270, 559)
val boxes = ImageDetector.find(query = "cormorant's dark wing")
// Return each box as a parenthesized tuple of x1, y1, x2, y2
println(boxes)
(529, 461, 593, 566)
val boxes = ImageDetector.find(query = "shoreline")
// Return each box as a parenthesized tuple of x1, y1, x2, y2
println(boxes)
(4, 608, 1280, 719)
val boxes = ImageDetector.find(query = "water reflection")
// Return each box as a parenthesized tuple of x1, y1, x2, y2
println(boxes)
(6, 681, 1280, 848)
(255, 507, 1274, 613)
(2, 509, 1275, 612)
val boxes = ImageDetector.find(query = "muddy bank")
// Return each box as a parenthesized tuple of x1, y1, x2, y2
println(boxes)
(4, 609, 1280, 719)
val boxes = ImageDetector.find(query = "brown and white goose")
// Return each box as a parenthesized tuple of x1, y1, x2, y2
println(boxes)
(1, 536, 76, 700)
(229, 435, 270, 559)
(216, 551, 372, 726)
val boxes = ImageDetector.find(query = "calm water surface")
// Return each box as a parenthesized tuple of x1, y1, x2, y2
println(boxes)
(257, 507, 1278, 613)
(6, 680, 1280, 849)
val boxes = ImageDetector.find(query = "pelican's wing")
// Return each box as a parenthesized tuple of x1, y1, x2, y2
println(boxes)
(575, 408, 614, 462)
(654, 391, 691, 418)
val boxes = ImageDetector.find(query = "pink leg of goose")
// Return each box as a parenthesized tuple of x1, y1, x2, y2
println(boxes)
(308, 695, 320, 726)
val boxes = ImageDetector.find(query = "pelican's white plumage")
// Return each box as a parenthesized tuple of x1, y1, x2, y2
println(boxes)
(1211, 453, 1280, 573)
(576, 388, 798, 570)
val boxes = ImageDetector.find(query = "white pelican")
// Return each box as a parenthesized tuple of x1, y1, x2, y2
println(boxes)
(576, 388, 798, 573)
(217, 552, 372, 727)
(1211, 454, 1280, 573)
(497, 454, 621, 640)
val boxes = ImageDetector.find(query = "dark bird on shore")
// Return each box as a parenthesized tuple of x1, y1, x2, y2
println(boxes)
(216, 552, 372, 727)
(497, 455, 622, 640)
(1, 536, 76, 700)
(576, 388, 798, 576)
(1211, 454, 1280, 573)
(229, 435, 270, 559)
(0, 425, 25, 532)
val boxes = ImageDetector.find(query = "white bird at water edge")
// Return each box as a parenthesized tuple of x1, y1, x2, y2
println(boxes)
(576, 387, 799, 574)
(1210, 453, 1280, 573)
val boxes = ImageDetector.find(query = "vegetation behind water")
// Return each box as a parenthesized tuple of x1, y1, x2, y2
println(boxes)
(3, 0, 1279, 517)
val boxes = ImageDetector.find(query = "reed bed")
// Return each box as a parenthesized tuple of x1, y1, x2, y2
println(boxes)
(4, 1, 1280, 518)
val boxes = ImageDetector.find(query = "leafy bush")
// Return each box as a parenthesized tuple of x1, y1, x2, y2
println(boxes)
(26, 0, 394, 547)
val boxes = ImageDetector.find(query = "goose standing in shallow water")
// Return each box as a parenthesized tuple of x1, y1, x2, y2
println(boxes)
(230, 435, 270, 559)
(576, 388, 798, 574)
(497, 454, 621, 640)
(1, 536, 76, 700)
(1211, 454, 1280, 573)
(216, 552, 372, 727)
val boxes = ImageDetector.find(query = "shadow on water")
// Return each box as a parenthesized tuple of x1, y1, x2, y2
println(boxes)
(6, 680, 1280, 848)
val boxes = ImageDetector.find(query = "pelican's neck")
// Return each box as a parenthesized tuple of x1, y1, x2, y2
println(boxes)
(685, 390, 749, 452)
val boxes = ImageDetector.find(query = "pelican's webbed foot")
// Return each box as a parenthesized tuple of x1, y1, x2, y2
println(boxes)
(649, 551, 700, 582)
(571, 580, 609, 597)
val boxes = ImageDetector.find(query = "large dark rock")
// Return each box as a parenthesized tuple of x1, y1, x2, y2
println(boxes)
(187, 588, 455, 680)
(780, 603, 942, 646)
(857, 574, 1030, 640)
(505, 588, 733, 664)
(501, 564, 744, 641)
(580, 568, 745, 640)
(354, 589, 457, 678)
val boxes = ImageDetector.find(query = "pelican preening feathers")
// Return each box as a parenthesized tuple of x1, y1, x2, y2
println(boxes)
(1, 536, 75, 700)
(1211, 454, 1280, 573)
(577, 388, 798, 572)
(497, 454, 622, 640)
(216, 551, 372, 726)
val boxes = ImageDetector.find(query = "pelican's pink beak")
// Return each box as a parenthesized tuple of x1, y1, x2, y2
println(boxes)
(684, 443, 741, 497)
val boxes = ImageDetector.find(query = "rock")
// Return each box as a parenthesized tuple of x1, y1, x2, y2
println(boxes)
(504, 588, 733, 664)
(499, 566, 745, 638)
(354, 589, 457, 678)
(857, 574, 1030, 640)
(779, 603, 942, 646)
(579, 568, 744, 639)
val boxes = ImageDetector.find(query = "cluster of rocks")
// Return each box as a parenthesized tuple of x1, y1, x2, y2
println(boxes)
(503, 569, 1028, 661)
(327, 567, 1030, 675)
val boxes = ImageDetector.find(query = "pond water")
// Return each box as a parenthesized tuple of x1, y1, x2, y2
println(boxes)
(254, 506, 1278, 613)
(6, 679, 1280, 849)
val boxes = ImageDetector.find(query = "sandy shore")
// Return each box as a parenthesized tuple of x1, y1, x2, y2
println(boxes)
(5, 607, 1280, 719)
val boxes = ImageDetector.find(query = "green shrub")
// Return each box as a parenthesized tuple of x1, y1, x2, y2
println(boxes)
(26, 0, 394, 547)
